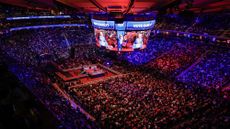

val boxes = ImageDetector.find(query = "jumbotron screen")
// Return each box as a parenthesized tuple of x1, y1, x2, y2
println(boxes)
(92, 19, 155, 52)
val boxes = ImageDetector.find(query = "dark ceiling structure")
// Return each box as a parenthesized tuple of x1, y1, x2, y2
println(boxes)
(0, 0, 229, 13)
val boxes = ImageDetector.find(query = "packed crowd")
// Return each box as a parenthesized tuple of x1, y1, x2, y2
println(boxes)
(6, 62, 99, 129)
(0, 4, 90, 30)
(146, 39, 208, 75)
(177, 49, 230, 88)
(0, 4, 51, 18)
(69, 71, 228, 129)
(0, 24, 230, 129)
(122, 36, 211, 76)
(155, 12, 230, 37)
(4, 18, 89, 29)
(122, 36, 175, 65)
(0, 3, 81, 18)
(54, 46, 98, 69)
(1, 27, 94, 66)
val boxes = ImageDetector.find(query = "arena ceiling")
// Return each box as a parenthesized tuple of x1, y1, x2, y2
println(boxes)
(0, 0, 229, 13)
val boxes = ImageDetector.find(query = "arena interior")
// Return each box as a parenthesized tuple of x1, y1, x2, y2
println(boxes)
(0, 0, 230, 129)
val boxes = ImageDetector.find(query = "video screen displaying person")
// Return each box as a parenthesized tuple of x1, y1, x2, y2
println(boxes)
(118, 34, 124, 51)
(94, 28, 117, 49)
(117, 30, 151, 51)
(94, 28, 151, 52)
(133, 33, 144, 49)
(99, 31, 108, 47)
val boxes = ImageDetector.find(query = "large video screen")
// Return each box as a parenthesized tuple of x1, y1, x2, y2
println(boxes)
(95, 28, 151, 51)
(92, 19, 155, 52)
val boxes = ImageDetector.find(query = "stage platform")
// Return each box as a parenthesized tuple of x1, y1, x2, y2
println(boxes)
(55, 64, 120, 85)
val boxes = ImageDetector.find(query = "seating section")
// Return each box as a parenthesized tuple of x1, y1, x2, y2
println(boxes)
(0, 11, 230, 129)
(177, 49, 230, 88)
(155, 13, 230, 37)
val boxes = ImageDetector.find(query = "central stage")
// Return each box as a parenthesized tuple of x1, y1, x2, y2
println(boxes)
(83, 65, 105, 78)
(55, 64, 120, 85)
